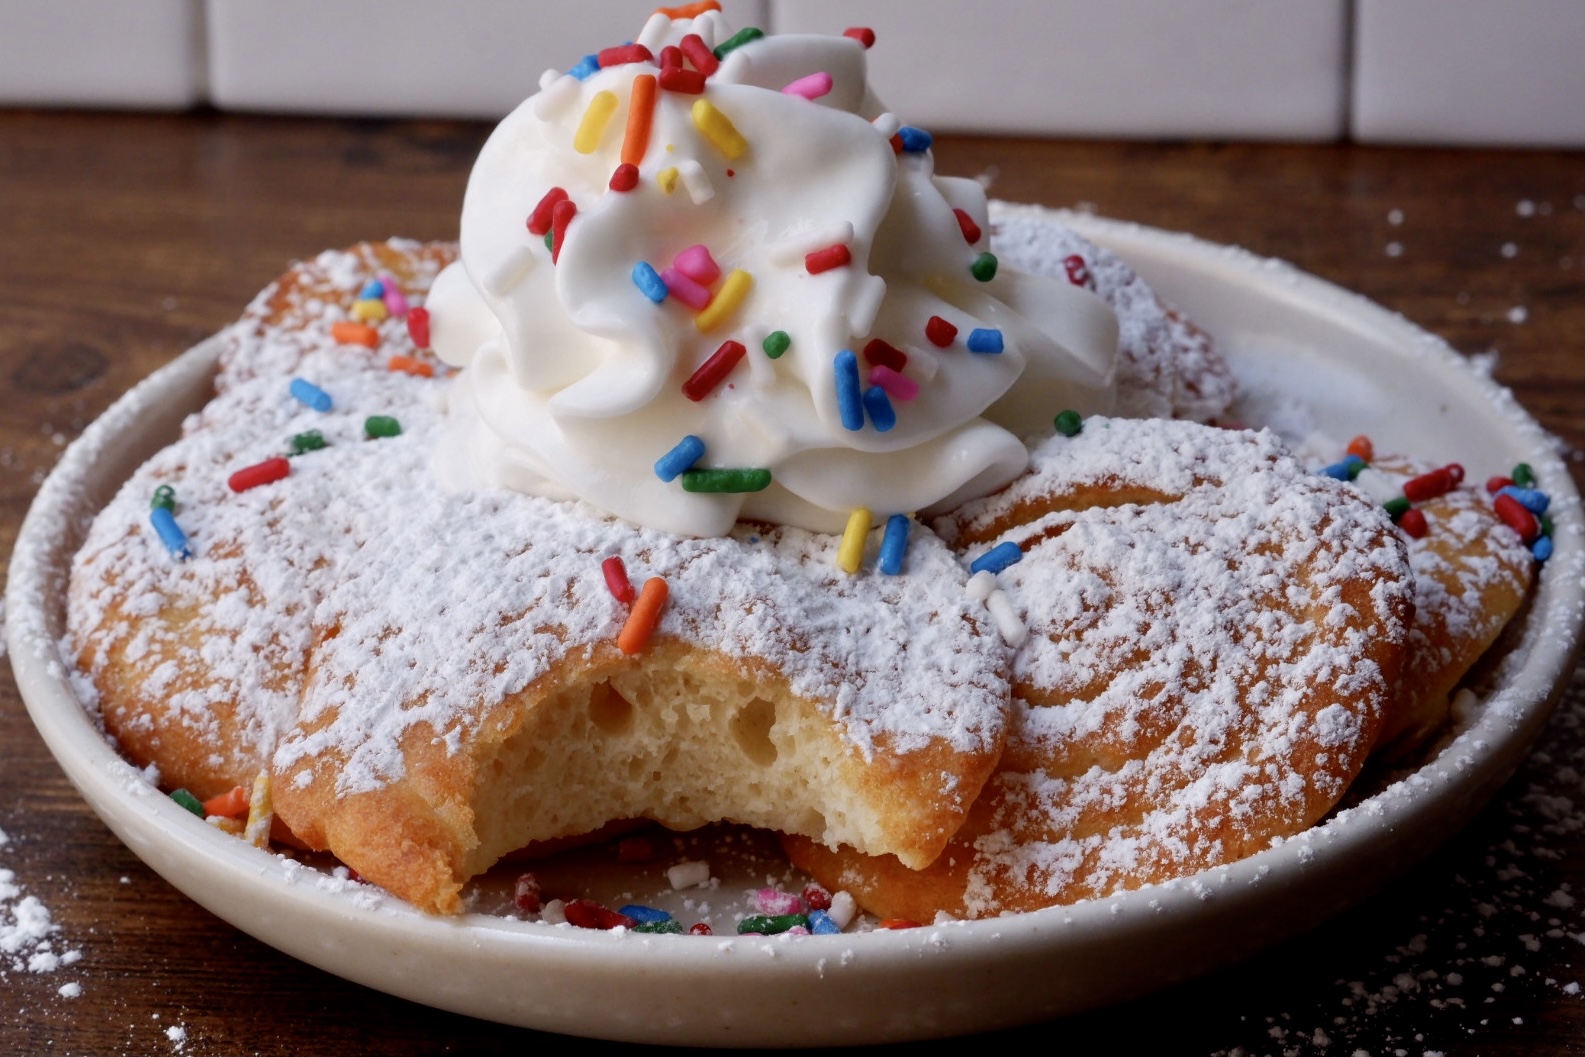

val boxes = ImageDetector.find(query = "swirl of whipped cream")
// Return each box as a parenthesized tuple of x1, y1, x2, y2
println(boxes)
(430, 9, 1118, 537)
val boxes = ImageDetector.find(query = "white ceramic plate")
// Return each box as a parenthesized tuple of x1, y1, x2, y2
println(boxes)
(8, 213, 1583, 1046)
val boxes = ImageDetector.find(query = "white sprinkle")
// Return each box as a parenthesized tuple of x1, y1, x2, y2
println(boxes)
(678, 159, 715, 205)
(58, 981, 81, 998)
(1500, 242, 1518, 259)
(1385, 241, 1404, 258)
(1388, 208, 1404, 225)
(1516, 199, 1536, 216)
(827, 890, 858, 930)
(985, 589, 1028, 647)
(540, 898, 567, 925)
(667, 860, 712, 889)
(871, 112, 902, 138)
(1507, 306, 1528, 324)
(965, 569, 997, 601)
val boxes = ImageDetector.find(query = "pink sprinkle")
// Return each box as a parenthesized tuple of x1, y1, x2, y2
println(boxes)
(781, 72, 833, 100)
(755, 888, 803, 915)
(868, 364, 919, 401)
(672, 244, 720, 285)
(661, 267, 713, 310)
(784, 926, 811, 935)
(378, 274, 409, 317)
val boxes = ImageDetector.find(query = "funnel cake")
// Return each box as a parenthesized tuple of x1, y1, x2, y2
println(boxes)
(784, 418, 1418, 920)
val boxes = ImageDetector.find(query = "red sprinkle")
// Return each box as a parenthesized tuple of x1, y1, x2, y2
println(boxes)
(406, 305, 431, 348)
(682, 339, 746, 401)
(862, 338, 907, 372)
(616, 836, 654, 863)
(804, 243, 852, 274)
(513, 873, 542, 913)
(953, 208, 982, 245)
(228, 457, 290, 493)
(679, 32, 719, 76)
(527, 186, 568, 236)
(1493, 493, 1540, 542)
(1398, 508, 1429, 538)
(889, 132, 903, 154)
(1062, 253, 1093, 289)
(925, 315, 958, 347)
(844, 26, 876, 48)
(658, 44, 684, 69)
(1486, 475, 1514, 494)
(598, 43, 654, 67)
(801, 883, 832, 911)
(550, 199, 577, 263)
(1403, 464, 1464, 502)
(878, 918, 922, 930)
(563, 899, 636, 931)
(602, 555, 635, 603)
(609, 162, 640, 192)
(1346, 435, 1375, 461)
(659, 67, 707, 94)
(688, 922, 713, 936)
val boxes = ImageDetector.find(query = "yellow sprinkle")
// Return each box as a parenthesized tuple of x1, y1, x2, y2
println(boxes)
(574, 90, 619, 154)
(243, 770, 273, 848)
(350, 298, 387, 323)
(694, 269, 752, 332)
(657, 166, 680, 194)
(838, 508, 872, 573)
(207, 816, 246, 836)
(690, 98, 748, 160)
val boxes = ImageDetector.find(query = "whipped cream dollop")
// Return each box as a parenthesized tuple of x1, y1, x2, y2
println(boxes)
(430, 8, 1119, 536)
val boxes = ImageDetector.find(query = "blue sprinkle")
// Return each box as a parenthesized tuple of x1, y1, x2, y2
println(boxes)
(969, 540, 1023, 576)
(834, 350, 864, 431)
(289, 377, 333, 412)
(631, 261, 668, 304)
(896, 126, 933, 152)
(862, 385, 896, 432)
(618, 904, 672, 924)
(1532, 535, 1554, 562)
(1497, 485, 1550, 515)
(568, 53, 601, 80)
(655, 435, 706, 482)
(358, 278, 385, 300)
(1318, 454, 1364, 481)
(965, 328, 1004, 354)
(878, 514, 911, 575)
(149, 507, 191, 561)
(809, 909, 842, 935)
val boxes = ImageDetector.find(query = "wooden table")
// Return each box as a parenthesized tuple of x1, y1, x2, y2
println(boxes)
(2, 110, 1581, 1055)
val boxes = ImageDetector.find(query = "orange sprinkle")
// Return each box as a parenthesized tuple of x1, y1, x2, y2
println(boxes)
(387, 355, 434, 378)
(331, 321, 379, 349)
(655, 0, 720, 18)
(622, 73, 658, 167)
(617, 577, 668, 655)
(202, 785, 249, 819)
(879, 918, 923, 930)
(1346, 434, 1375, 461)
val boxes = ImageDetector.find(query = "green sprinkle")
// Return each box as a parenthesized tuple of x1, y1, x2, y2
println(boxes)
(1540, 512, 1554, 538)
(150, 484, 176, 512)
(970, 252, 998, 282)
(1383, 496, 1412, 522)
(1053, 409, 1083, 437)
(1512, 462, 1535, 487)
(713, 26, 764, 60)
(737, 913, 808, 935)
(633, 920, 684, 935)
(762, 330, 791, 359)
(680, 467, 772, 493)
(170, 788, 205, 817)
(288, 429, 328, 456)
(544, 230, 554, 252)
(365, 415, 402, 439)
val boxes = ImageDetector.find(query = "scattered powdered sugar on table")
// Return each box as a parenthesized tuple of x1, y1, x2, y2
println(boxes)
(0, 826, 82, 988)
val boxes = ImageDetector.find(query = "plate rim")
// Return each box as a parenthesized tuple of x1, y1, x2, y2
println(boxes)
(7, 209, 1583, 1044)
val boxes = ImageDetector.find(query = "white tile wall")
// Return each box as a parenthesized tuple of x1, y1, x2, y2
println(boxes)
(1352, 0, 1585, 147)
(769, 0, 1349, 140)
(0, 0, 203, 109)
(206, 0, 767, 119)
(1, 0, 1581, 146)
